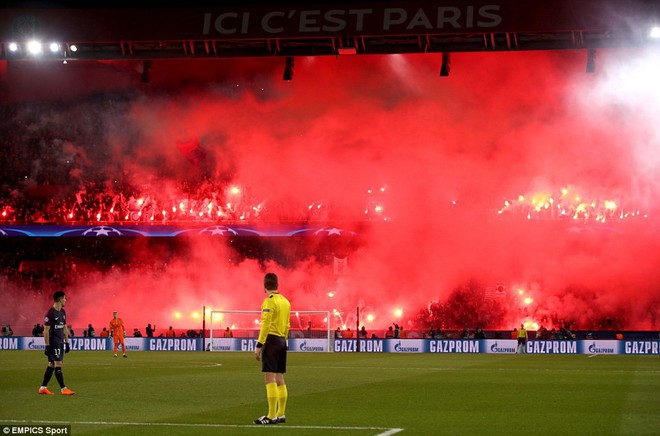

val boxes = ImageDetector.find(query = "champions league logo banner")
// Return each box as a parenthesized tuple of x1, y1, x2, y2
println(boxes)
(0, 224, 358, 238)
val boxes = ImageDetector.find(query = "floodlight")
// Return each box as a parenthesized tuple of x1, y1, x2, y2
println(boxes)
(650, 26, 660, 39)
(26, 40, 42, 55)
(8, 42, 18, 52)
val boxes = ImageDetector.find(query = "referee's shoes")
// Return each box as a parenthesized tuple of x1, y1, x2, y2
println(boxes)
(253, 416, 277, 425)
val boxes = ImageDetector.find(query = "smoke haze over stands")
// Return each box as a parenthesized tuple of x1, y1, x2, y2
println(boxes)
(1, 49, 659, 334)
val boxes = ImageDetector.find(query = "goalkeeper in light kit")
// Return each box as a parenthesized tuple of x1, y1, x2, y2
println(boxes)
(110, 311, 127, 358)
(254, 273, 291, 425)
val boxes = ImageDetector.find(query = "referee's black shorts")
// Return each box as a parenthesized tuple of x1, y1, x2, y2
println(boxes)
(517, 338, 527, 345)
(262, 334, 287, 373)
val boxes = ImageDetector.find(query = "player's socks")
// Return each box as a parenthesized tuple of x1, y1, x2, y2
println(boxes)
(266, 383, 278, 420)
(54, 367, 65, 389)
(276, 384, 288, 418)
(41, 366, 54, 387)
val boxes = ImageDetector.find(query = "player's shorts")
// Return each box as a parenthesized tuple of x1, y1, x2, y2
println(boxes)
(46, 343, 65, 362)
(262, 334, 287, 373)
(517, 338, 527, 344)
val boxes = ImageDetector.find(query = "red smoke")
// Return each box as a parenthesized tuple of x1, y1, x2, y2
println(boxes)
(2, 48, 659, 334)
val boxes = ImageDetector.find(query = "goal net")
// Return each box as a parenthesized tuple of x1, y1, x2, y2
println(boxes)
(208, 310, 331, 352)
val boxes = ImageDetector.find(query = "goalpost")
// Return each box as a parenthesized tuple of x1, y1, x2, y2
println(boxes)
(209, 310, 332, 352)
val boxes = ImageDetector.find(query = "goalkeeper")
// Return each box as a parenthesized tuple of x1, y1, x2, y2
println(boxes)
(110, 311, 127, 358)
(253, 273, 291, 425)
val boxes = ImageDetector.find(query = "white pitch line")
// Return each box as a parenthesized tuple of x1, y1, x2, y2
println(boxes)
(376, 429, 404, 436)
(3, 419, 403, 434)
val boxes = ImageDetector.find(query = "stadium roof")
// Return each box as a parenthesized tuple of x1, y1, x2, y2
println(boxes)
(2, 0, 660, 61)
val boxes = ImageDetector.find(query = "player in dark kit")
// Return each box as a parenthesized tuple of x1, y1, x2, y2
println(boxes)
(39, 290, 75, 395)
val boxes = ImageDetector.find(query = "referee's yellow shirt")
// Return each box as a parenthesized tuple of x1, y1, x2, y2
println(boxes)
(517, 328, 528, 339)
(257, 292, 291, 345)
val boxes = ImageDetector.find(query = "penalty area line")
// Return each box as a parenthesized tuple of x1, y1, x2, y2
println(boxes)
(4, 419, 404, 434)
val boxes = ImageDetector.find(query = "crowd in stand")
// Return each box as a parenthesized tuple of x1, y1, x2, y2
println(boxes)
(0, 176, 345, 225)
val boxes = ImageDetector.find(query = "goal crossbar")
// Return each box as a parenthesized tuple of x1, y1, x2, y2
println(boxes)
(209, 309, 331, 352)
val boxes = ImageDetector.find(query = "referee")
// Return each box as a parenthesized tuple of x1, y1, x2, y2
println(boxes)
(516, 323, 528, 354)
(254, 273, 291, 425)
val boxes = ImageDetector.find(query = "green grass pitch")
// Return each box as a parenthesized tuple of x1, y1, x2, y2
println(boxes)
(1, 351, 658, 435)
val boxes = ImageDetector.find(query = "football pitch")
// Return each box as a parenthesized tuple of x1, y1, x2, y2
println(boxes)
(1, 351, 658, 435)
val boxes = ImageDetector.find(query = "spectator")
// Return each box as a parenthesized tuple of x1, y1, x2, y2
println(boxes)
(385, 326, 394, 338)
(344, 328, 354, 339)
(99, 327, 109, 337)
(68, 325, 75, 337)
(358, 326, 367, 338)
(2, 324, 13, 336)
(223, 327, 233, 338)
(133, 328, 142, 337)
(166, 326, 175, 338)
(87, 324, 95, 337)
(145, 323, 156, 338)
(32, 323, 44, 337)
(334, 327, 342, 339)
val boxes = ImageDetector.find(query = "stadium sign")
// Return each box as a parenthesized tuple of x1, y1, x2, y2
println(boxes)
(622, 340, 659, 355)
(240, 339, 258, 351)
(484, 340, 516, 354)
(202, 5, 502, 37)
(385, 339, 423, 353)
(580, 340, 619, 355)
(333, 339, 384, 353)
(526, 340, 577, 354)
(428, 339, 479, 353)
(0, 337, 19, 350)
(148, 338, 198, 351)
(71, 337, 107, 351)
(1, 1, 648, 42)
(3, 337, 660, 355)
(27, 337, 45, 350)
(295, 339, 327, 352)
(207, 338, 329, 352)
